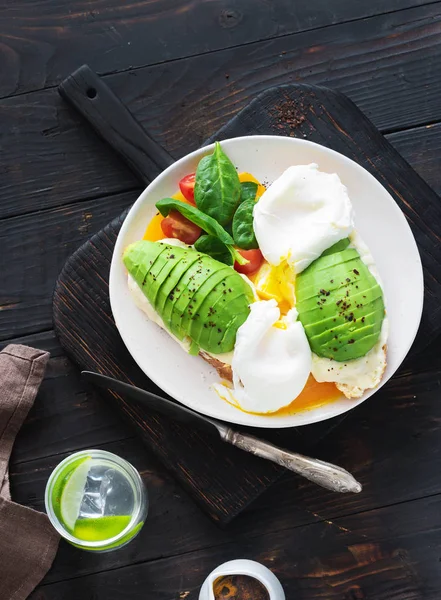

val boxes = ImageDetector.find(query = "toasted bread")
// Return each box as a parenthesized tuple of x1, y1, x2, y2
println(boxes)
(199, 351, 233, 382)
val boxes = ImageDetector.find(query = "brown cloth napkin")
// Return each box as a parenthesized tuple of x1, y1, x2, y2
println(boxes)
(0, 345, 60, 600)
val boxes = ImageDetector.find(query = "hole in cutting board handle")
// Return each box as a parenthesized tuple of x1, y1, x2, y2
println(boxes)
(86, 87, 97, 99)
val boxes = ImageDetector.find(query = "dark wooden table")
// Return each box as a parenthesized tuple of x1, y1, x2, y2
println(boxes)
(2, 1, 441, 598)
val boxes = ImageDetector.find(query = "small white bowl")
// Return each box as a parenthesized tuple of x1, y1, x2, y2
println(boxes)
(198, 559, 285, 600)
(109, 135, 423, 428)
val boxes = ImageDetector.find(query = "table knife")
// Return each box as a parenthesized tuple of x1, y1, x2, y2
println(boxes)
(82, 371, 362, 494)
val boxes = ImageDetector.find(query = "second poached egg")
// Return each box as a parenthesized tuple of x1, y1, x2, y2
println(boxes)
(253, 164, 354, 273)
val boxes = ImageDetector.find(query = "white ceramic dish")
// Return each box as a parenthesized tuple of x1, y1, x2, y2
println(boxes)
(198, 559, 285, 600)
(109, 136, 424, 429)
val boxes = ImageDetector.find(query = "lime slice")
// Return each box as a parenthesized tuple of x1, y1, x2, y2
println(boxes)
(73, 515, 131, 541)
(59, 457, 92, 532)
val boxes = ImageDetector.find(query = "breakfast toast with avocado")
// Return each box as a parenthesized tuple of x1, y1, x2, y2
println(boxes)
(124, 240, 252, 381)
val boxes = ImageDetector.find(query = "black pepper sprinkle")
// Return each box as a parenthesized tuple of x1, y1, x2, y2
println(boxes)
(348, 339, 355, 344)
(353, 269, 359, 275)
(346, 278, 351, 283)
(330, 279, 334, 283)
(361, 317, 365, 323)
(333, 347, 338, 352)
(169, 254, 175, 259)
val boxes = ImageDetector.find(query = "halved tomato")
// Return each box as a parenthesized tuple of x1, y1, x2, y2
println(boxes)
(179, 173, 196, 204)
(234, 249, 264, 275)
(160, 210, 202, 244)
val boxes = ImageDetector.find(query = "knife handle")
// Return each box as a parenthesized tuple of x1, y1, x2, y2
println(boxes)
(221, 430, 362, 494)
(58, 64, 175, 184)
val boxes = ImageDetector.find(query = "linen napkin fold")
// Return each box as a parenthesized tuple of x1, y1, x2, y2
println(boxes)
(0, 345, 60, 600)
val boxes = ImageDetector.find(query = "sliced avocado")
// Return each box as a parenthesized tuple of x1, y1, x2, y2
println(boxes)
(123, 241, 254, 354)
(123, 242, 168, 308)
(177, 265, 233, 335)
(296, 241, 385, 361)
(192, 275, 253, 352)
(155, 250, 201, 317)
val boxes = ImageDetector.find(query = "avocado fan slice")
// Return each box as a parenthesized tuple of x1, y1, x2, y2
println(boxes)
(295, 238, 385, 361)
(123, 240, 254, 354)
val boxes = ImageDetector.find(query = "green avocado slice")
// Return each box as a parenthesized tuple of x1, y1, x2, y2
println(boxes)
(296, 240, 385, 361)
(123, 241, 254, 354)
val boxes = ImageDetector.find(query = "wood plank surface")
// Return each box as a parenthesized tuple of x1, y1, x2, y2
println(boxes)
(3, 331, 134, 464)
(2, 0, 441, 596)
(2, 3, 441, 218)
(0, 191, 137, 340)
(0, 0, 436, 98)
(30, 492, 441, 599)
(388, 123, 441, 196)
(8, 335, 441, 585)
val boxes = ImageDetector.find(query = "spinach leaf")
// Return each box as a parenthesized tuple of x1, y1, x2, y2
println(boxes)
(239, 181, 258, 204)
(232, 198, 259, 250)
(194, 235, 233, 266)
(194, 142, 241, 225)
(156, 198, 234, 245)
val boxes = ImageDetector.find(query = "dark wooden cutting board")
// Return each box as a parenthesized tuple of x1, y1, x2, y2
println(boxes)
(53, 74, 441, 525)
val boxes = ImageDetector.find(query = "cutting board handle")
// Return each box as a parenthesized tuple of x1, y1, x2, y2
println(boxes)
(58, 65, 174, 184)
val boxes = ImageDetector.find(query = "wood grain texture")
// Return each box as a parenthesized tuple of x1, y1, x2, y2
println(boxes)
(2, 331, 134, 464)
(0, 190, 139, 341)
(3, 3, 441, 218)
(0, 0, 435, 98)
(31, 492, 441, 598)
(9, 336, 441, 586)
(388, 123, 441, 196)
(52, 84, 441, 525)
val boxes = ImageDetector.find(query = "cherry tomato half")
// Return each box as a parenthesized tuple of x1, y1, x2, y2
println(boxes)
(179, 173, 196, 205)
(160, 210, 202, 245)
(234, 249, 264, 275)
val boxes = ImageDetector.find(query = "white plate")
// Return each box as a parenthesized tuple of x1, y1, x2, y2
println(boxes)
(109, 136, 424, 428)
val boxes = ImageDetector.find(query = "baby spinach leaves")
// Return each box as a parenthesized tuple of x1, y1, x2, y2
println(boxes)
(156, 198, 248, 265)
(194, 235, 234, 266)
(232, 199, 259, 250)
(239, 181, 258, 204)
(194, 142, 241, 225)
(156, 198, 234, 245)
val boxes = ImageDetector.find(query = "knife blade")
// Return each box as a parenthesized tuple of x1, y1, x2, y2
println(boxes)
(82, 371, 362, 494)
(82, 370, 228, 437)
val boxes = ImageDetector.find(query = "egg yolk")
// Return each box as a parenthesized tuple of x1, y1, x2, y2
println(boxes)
(273, 375, 341, 416)
(218, 375, 340, 416)
(253, 261, 295, 315)
(143, 191, 190, 241)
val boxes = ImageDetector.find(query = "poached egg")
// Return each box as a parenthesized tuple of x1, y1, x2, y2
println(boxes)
(213, 300, 312, 414)
(253, 164, 354, 273)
